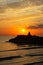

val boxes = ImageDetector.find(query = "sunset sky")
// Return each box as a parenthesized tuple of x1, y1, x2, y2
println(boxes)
(0, 0, 43, 36)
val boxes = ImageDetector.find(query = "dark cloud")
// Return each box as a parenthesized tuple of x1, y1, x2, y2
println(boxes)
(28, 0, 43, 6)
(27, 24, 43, 29)
(38, 24, 43, 28)
(0, 0, 43, 13)
(0, 5, 7, 13)
(7, 0, 43, 8)
(0, 7, 5, 13)
(7, 1, 30, 9)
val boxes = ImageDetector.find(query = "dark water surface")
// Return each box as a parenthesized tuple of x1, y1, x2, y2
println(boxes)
(0, 36, 43, 65)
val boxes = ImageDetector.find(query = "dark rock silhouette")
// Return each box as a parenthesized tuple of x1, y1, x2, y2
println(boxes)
(8, 32, 43, 46)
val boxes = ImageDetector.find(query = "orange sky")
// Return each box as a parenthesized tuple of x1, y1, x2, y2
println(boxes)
(0, 0, 43, 36)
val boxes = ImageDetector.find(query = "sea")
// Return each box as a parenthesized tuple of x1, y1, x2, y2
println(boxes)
(0, 36, 43, 65)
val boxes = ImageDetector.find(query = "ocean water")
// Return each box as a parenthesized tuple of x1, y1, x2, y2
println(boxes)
(0, 36, 43, 65)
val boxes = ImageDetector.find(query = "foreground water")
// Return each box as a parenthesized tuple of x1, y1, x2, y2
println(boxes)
(0, 36, 43, 65)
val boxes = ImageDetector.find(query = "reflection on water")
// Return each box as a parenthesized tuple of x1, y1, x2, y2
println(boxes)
(0, 42, 18, 51)
(0, 42, 43, 65)
(0, 36, 43, 65)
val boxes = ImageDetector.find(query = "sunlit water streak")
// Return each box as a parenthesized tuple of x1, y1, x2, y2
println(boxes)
(0, 36, 43, 65)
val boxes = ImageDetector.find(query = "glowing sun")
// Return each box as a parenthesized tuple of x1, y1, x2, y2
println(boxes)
(21, 29, 26, 32)
(20, 28, 27, 34)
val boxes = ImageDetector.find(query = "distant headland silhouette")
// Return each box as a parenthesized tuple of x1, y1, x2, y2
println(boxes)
(8, 32, 43, 46)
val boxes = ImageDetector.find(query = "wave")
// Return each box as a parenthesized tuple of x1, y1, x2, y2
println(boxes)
(24, 61, 43, 65)
(0, 55, 22, 61)
(0, 53, 43, 61)
(0, 46, 43, 52)
(25, 54, 43, 56)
